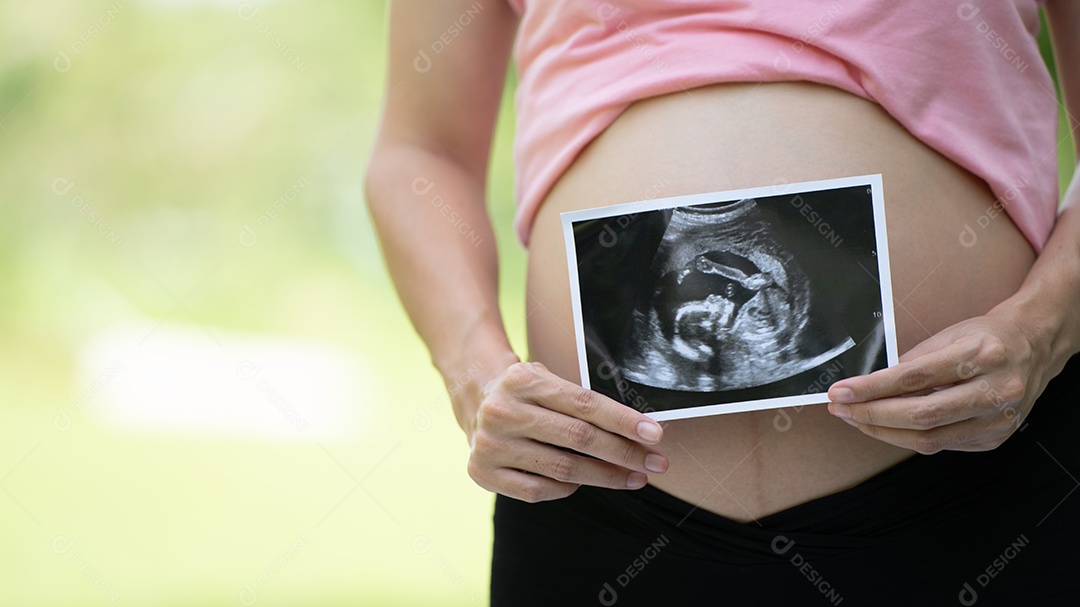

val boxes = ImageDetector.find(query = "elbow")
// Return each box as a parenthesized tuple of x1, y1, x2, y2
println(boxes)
(362, 150, 380, 212)
(363, 147, 394, 217)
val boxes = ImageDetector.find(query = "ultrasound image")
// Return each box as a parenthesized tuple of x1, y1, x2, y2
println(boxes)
(617, 199, 855, 392)
(568, 182, 890, 416)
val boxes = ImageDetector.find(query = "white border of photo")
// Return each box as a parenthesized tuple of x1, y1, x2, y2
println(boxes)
(560, 174, 899, 421)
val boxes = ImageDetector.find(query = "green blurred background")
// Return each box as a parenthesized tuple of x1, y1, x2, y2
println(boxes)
(0, 1, 1074, 606)
(0, 1, 526, 605)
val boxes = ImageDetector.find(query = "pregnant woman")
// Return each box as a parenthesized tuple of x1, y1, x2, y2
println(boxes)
(366, 1, 1080, 604)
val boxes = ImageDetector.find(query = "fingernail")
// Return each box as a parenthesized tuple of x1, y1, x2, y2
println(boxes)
(830, 387, 855, 403)
(637, 421, 662, 443)
(626, 472, 647, 488)
(644, 453, 667, 474)
(829, 402, 851, 419)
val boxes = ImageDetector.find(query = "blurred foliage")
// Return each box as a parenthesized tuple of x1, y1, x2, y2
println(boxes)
(0, 1, 523, 605)
(1040, 7, 1078, 187)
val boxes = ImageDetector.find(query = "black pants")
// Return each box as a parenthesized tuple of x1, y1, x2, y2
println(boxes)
(491, 355, 1080, 606)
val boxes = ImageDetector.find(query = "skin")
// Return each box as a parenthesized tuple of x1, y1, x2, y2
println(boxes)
(826, 0, 1080, 454)
(366, 0, 663, 502)
(524, 79, 1038, 518)
(366, 0, 1080, 505)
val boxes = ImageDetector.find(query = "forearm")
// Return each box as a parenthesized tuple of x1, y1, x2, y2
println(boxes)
(1018, 0, 1080, 376)
(991, 172, 1080, 375)
(365, 143, 519, 430)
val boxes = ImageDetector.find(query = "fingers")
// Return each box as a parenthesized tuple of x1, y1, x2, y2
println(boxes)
(551, 378, 665, 444)
(830, 373, 1025, 454)
(505, 358, 665, 438)
(828, 383, 985, 430)
(843, 412, 1019, 455)
(468, 361, 668, 502)
(520, 364, 669, 472)
(528, 407, 669, 474)
(828, 340, 974, 403)
(468, 432, 654, 502)
(504, 439, 650, 491)
(479, 467, 580, 503)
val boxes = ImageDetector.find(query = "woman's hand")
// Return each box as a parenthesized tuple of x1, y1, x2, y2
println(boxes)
(825, 304, 1054, 451)
(463, 361, 669, 503)
(825, 309, 1053, 454)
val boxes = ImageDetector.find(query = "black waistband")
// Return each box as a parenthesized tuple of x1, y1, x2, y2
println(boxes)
(570, 352, 1080, 564)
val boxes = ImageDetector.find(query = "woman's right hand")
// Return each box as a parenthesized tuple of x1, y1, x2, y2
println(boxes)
(464, 361, 669, 503)
(368, 0, 668, 502)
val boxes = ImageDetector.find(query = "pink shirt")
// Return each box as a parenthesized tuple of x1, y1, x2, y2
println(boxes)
(506, 0, 1059, 252)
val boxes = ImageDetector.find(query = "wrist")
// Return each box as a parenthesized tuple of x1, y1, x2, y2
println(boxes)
(989, 285, 1076, 375)
(433, 324, 520, 440)
(434, 325, 519, 385)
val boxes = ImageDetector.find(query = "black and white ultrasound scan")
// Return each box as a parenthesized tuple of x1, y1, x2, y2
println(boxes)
(561, 175, 898, 421)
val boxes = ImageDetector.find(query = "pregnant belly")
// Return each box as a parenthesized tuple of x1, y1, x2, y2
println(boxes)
(524, 82, 1036, 522)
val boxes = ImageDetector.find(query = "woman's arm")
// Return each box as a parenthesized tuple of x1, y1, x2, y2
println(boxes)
(365, 0, 521, 429)
(823, 2, 1080, 453)
(366, 0, 667, 501)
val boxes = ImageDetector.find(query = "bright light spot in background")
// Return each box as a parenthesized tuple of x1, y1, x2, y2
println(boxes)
(71, 322, 366, 442)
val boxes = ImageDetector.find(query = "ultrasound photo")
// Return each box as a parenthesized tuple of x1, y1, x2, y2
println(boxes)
(561, 175, 898, 421)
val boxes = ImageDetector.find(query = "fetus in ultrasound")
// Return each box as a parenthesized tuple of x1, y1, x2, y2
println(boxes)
(619, 199, 854, 392)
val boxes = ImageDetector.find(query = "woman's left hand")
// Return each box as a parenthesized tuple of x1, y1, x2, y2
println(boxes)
(826, 310, 1051, 454)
